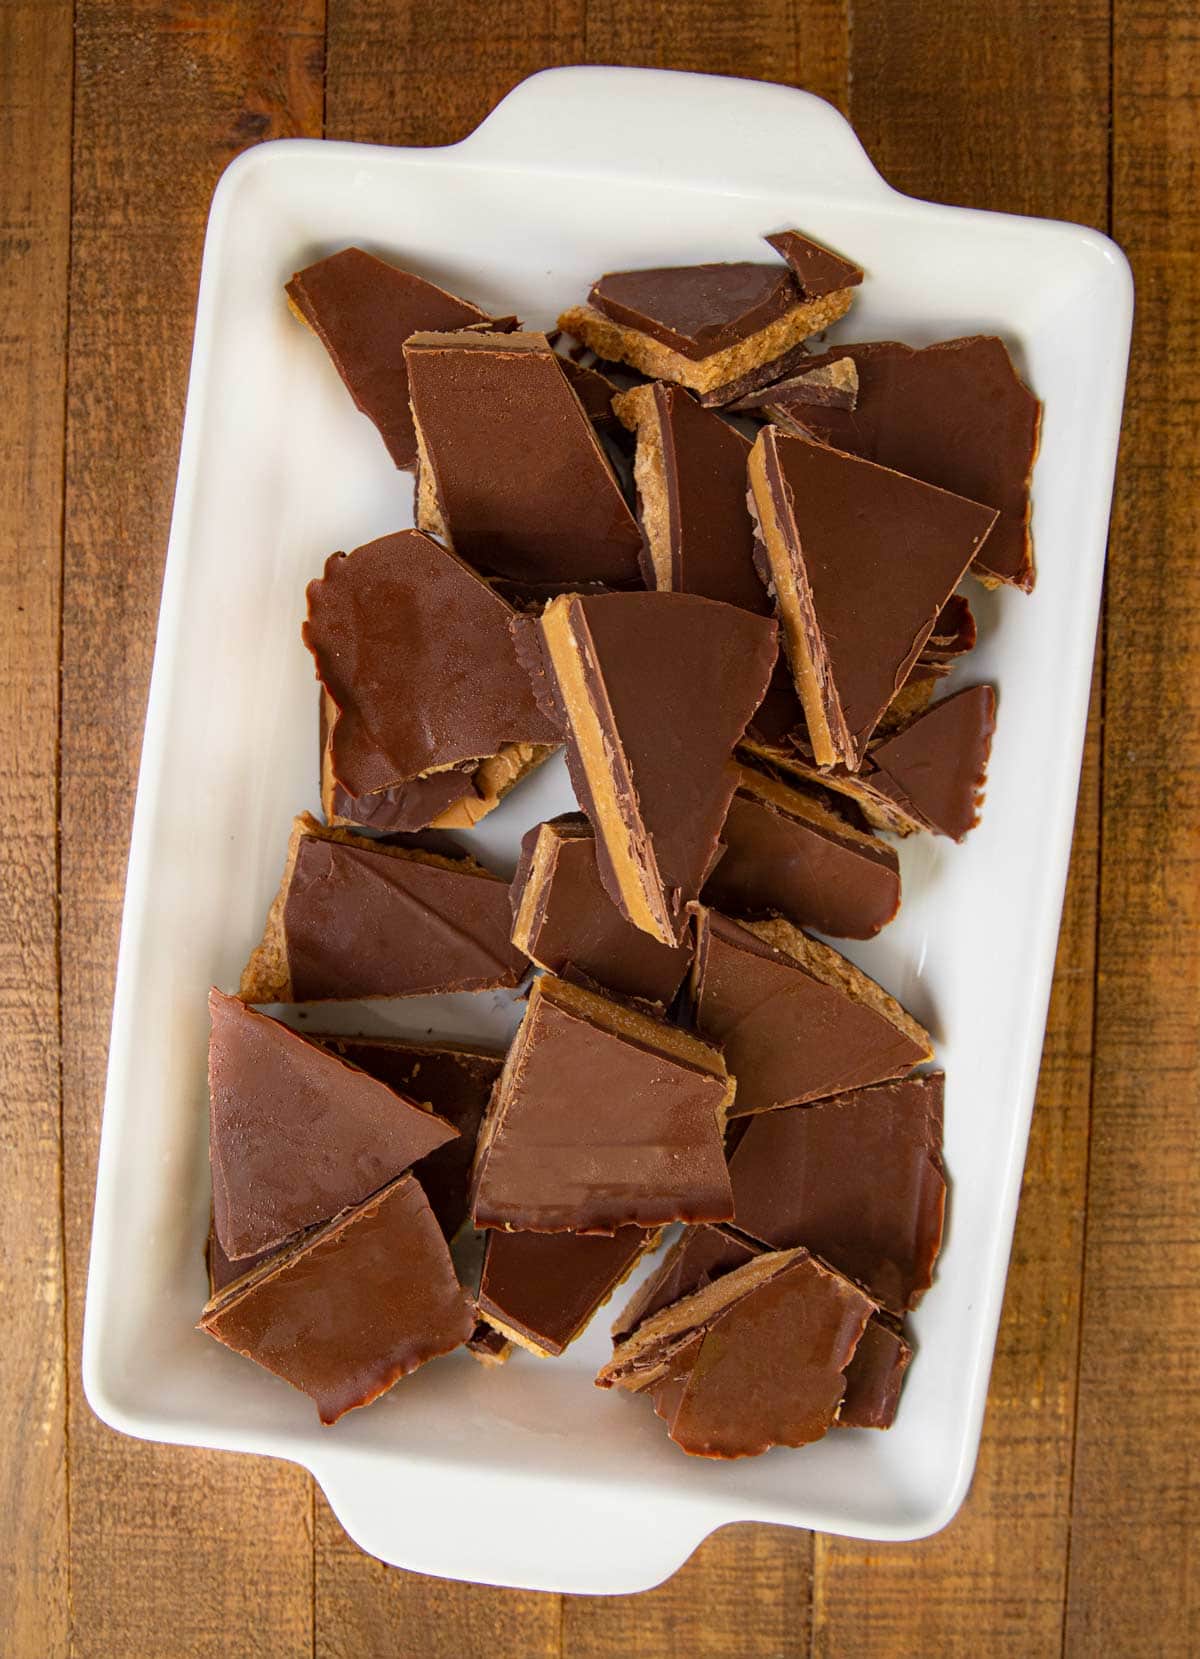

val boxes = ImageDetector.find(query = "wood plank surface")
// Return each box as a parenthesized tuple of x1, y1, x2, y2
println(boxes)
(1064, 4, 1200, 1654)
(0, 5, 74, 1657)
(58, 4, 325, 1655)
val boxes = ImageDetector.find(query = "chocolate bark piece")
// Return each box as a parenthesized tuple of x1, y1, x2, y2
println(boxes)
(741, 653, 809, 763)
(702, 763, 901, 939)
(557, 353, 621, 429)
(405, 331, 643, 587)
(838, 1315, 913, 1430)
(725, 355, 859, 414)
(313, 1036, 503, 1243)
(923, 594, 977, 665)
(239, 813, 527, 1004)
(867, 684, 997, 841)
(690, 910, 932, 1117)
(304, 530, 558, 801)
(206, 1218, 278, 1296)
(613, 384, 769, 613)
(524, 591, 777, 945)
(778, 338, 1041, 591)
(764, 229, 865, 298)
(729, 1074, 946, 1312)
(597, 1246, 877, 1458)
(610, 1224, 762, 1343)
(477, 1226, 658, 1357)
(510, 816, 693, 1009)
(470, 974, 734, 1235)
(285, 247, 492, 470)
(199, 1172, 473, 1424)
(749, 426, 998, 769)
(207, 989, 457, 1260)
(467, 1320, 512, 1365)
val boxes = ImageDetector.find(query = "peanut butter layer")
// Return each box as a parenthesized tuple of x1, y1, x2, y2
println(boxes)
(526, 591, 778, 945)
(776, 337, 1041, 591)
(702, 762, 901, 939)
(304, 530, 558, 800)
(764, 229, 865, 297)
(470, 974, 734, 1235)
(199, 1172, 474, 1425)
(239, 813, 527, 1004)
(690, 909, 932, 1117)
(207, 990, 458, 1261)
(610, 1225, 761, 1343)
(867, 684, 997, 841)
(749, 426, 998, 769)
(404, 331, 644, 587)
(614, 383, 770, 613)
(838, 1315, 913, 1430)
(510, 816, 693, 1009)
(286, 247, 491, 470)
(729, 1074, 946, 1313)
(477, 1226, 657, 1357)
(597, 1246, 877, 1459)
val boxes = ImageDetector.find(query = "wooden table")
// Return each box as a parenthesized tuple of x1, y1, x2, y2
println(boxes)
(3, 2, 1195, 1653)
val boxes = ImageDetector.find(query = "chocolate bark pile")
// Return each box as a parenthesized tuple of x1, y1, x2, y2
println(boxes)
(200, 228, 1040, 1457)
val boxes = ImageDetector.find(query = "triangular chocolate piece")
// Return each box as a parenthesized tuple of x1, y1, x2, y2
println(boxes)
(764, 229, 865, 298)
(529, 591, 777, 943)
(729, 1074, 946, 1312)
(726, 355, 859, 414)
(610, 1224, 761, 1343)
(868, 684, 997, 841)
(208, 990, 458, 1260)
(778, 338, 1041, 591)
(838, 1316, 913, 1430)
(614, 383, 770, 613)
(286, 247, 491, 470)
(303, 530, 558, 799)
(690, 910, 931, 1116)
(200, 1172, 473, 1424)
(477, 1226, 656, 1357)
(749, 426, 998, 768)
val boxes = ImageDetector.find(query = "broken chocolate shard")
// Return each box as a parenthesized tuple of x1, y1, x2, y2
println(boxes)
(614, 383, 770, 614)
(510, 816, 693, 1009)
(405, 330, 644, 587)
(470, 974, 734, 1235)
(477, 1226, 656, 1357)
(206, 1218, 279, 1297)
(749, 425, 998, 769)
(467, 1320, 512, 1366)
(867, 684, 997, 841)
(556, 352, 621, 428)
(304, 530, 558, 802)
(690, 909, 932, 1117)
(778, 337, 1041, 591)
(200, 1172, 474, 1424)
(702, 763, 901, 939)
(838, 1315, 913, 1430)
(725, 355, 859, 414)
(728, 1074, 946, 1313)
(610, 1225, 762, 1343)
(528, 590, 777, 945)
(239, 813, 527, 1004)
(597, 1246, 877, 1458)
(286, 247, 492, 470)
(764, 228, 865, 298)
(207, 989, 457, 1260)
(311, 1036, 502, 1243)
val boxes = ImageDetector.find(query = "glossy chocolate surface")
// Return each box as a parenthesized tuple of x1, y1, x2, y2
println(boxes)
(838, 1315, 913, 1429)
(589, 263, 803, 359)
(478, 1226, 652, 1355)
(764, 229, 864, 298)
(868, 684, 997, 841)
(610, 1225, 761, 1342)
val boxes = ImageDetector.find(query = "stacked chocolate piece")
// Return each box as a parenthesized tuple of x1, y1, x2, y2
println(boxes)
(200, 226, 1040, 1457)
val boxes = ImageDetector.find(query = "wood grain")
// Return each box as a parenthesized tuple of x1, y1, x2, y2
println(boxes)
(59, 4, 324, 1655)
(1065, 5, 1199, 1654)
(812, 4, 1111, 1653)
(0, 4, 74, 1657)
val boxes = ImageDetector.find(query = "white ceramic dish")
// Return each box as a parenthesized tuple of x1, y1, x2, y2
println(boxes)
(83, 66, 1132, 1595)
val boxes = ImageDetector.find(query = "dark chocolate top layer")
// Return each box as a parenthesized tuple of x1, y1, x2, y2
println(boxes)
(589, 264, 803, 359)
(691, 911, 929, 1116)
(759, 427, 997, 766)
(557, 354, 621, 427)
(728, 1074, 946, 1313)
(610, 1225, 761, 1342)
(207, 990, 457, 1261)
(510, 816, 693, 1007)
(282, 834, 527, 1001)
(764, 229, 864, 298)
(868, 684, 997, 841)
(478, 1227, 652, 1355)
(405, 331, 644, 586)
(286, 248, 489, 470)
(470, 976, 733, 1234)
(783, 338, 1040, 590)
(200, 1172, 473, 1424)
(304, 531, 557, 799)
(838, 1315, 913, 1430)
(207, 1221, 278, 1296)
(328, 768, 477, 834)
(314, 1037, 503, 1243)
